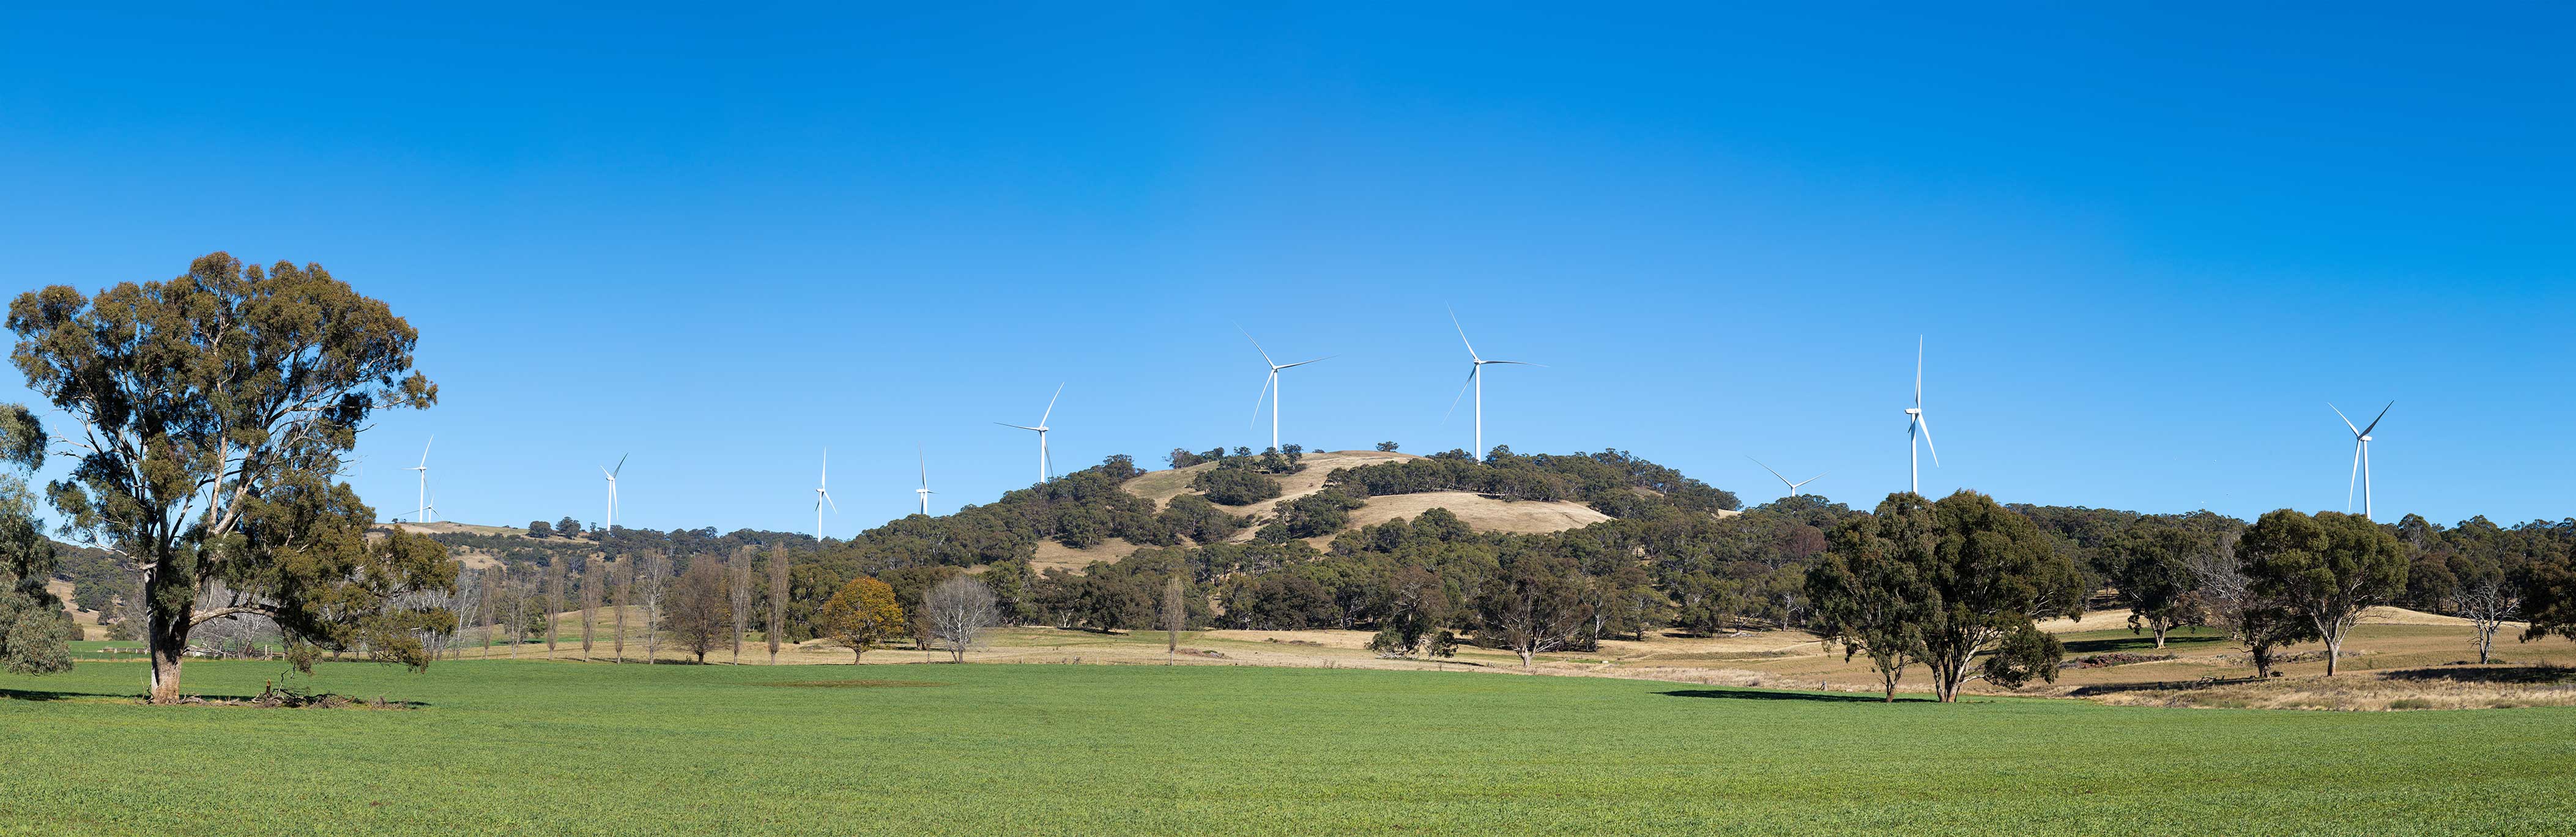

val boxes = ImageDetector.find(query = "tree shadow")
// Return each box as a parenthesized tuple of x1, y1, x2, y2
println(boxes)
(2382, 666, 2576, 685)
(2062, 633, 2228, 655)
(1658, 688, 1934, 704)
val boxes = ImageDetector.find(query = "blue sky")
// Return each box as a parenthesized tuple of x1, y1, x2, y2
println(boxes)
(2, 4, 2570, 534)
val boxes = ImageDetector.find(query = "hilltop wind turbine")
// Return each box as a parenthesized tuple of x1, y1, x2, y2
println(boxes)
(1748, 456, 1824, 498)
(1904, 338, 1939, 495)
(407, 437, 432, 523)
(1445, 309, 1542, 461)
(914, 445, 934, 516)
(599, 454, 626, 533)
(814, 449, 837, 541)
(2331, 401, 2393, 520)
(1243, 327, 1331, 452)
(997, 384, 1064, 484)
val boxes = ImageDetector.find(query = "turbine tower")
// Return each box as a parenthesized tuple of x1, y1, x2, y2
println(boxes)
(1242, 327, 1331, 453)
(600, 453, 626, 534)
(814, 449, 837, 541)
(1748, 456, 1824, 498)
(2331, 401, 2392, 520)
(407, 437, 432, 523)
(1446, 309, 1540, 461)
(1904, 338, 1939, 495)
(915, 445, 935, 516)
(997, 384, 1064, 484)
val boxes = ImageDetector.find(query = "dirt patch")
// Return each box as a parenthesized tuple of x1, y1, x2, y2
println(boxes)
(1340, 491, 1611, 536)
(1030, 537, 1141, 574)
(759, 680, 954, 688)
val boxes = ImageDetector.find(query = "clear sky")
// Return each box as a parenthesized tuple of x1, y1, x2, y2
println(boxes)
(2, 4, 2570, 535)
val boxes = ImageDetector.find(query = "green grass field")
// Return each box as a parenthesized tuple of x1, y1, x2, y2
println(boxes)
(4, 660, 2574, 836)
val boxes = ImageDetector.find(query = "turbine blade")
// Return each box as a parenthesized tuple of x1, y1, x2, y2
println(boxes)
(1916, 414, 1939, 467)
(613, 453, 627, 477)
(2328, 403, 2360, 437)
(1448, 305, 1480, 361)
(1238, 324, 1277, 368)
(1915, 337, 1923, 407)
(2347, 441, 2363, 512)
(420, 436, 433, 467)
(918, 444, 928, 488)
(1481, 360, 1543, 366)
(996, 422, 1042, 431)
(823, 490, 838, 513)
(1746, 456, 1792, 487)
(1798, 474, 1825, 488)
(1441, 365, 1477, 424)
(1276, 355, 1334, 370)
(1250, 371, 1274, 430)
(1039, 382, 1064, 426)
(2359, 401, 2392, 437)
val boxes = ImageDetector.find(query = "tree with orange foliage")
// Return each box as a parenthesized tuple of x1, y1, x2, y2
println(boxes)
(816, 577, 906, 663)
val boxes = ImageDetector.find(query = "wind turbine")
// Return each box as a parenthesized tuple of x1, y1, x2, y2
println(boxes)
(1242, 327, 1332, 453)
(997, 384, 1064, 484)
(1445, 309, 1541, 461)
(407, 437, 432, 523)
(2331, 401, 2392, 520)
(914, 445, 934, 516)
(599, 453, 626, 533)
(814, 449, 837, 541)
(1748, 456, 1825, 498)
(423, 488, 436, 526)
(1904, 338, 1939, 495)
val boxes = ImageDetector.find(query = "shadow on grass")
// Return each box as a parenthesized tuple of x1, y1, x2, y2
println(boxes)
(1658, 688, 1934, 704)
(2062, 632, 2228, 655)
(2383, 666, 2576, 685)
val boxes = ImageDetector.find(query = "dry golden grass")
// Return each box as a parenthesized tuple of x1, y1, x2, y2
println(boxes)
(1339, 491, 1611, 535)
(2084, 666, 2576, 711)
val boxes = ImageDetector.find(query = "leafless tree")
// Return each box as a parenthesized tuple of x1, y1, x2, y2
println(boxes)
(729, 548, 753, 663)
(767, 547, 788, 664)
(637, 551, 670, 663)
(2455, 570, 2522, 664)
(581, 557, 603, 658)
(543, 559, 565, 658)
(612, 559, 631, 663)
(924, 576, 999, 664)
(1161, 575, 1186, 658)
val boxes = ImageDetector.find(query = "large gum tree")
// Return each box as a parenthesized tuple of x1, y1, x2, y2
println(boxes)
(7, 252, 455, 702)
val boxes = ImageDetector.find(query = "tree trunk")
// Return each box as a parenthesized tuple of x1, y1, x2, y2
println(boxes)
(146, 613, 187, 704)
(2152, 622, 2167, 649)
(1516, 647, 1534, 669)
(851, 648, 863, 664)
(2322, 632, 2342, 676)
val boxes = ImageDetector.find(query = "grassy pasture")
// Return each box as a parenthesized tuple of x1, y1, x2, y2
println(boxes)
(5, 661, 2575, 836)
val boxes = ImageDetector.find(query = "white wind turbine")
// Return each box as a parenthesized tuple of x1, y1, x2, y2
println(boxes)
(599, 453, 626, 533)
(407, 437, 432, 523)
(1904, 338, 1939, 495)
(997, 384, 1064, 484)
(1445, 309, 1541, 461)
(914, 445, 934, 516)
(814, 449, 837, 541)
(1748, 456, 1825, 498)
(2331, 401, 2392, 520)
(1242, 327, 1332, 453)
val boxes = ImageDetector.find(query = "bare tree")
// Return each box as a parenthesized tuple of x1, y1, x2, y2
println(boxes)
(581, 557, 603, 658)
(766, 547, 788, 664)
(666, 559, 733, 663)
(729, 548, 752, 663)
(612, 559, 631, 663)
(2454, 562, 2522, 664)
(1161, 575, 1186, 658)
(924, 576, 998, 663)
(543, 559, 565, 658)
(637, 551, 670, 663)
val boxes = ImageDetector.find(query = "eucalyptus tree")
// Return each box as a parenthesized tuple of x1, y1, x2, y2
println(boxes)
(6, 254, 451, 702)
(2240, 509, 2408, 675)
(0, 404, 73, 675)
(1810, 491, 2084, 702)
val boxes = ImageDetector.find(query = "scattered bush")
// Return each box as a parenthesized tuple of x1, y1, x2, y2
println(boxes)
(1193, 467, 1283, 506)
